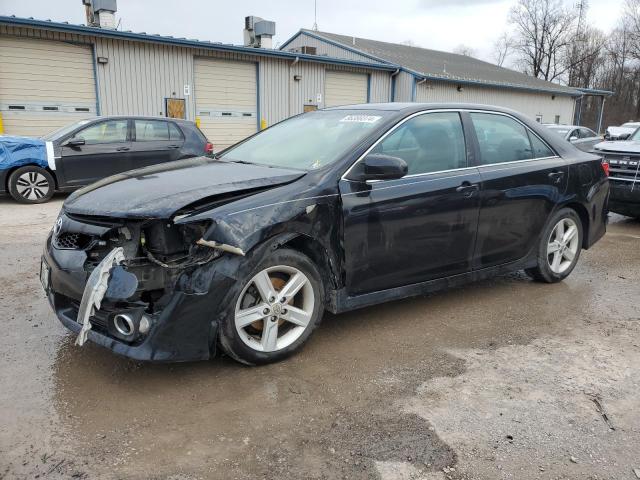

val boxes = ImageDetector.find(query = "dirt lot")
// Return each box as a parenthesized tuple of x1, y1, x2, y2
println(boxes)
(0, 194, 639, 480)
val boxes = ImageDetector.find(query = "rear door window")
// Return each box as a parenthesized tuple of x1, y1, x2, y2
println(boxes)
(168, 122, 184, 140)
(135, 120, 171, 141)
(372, 112, 467, 175)
(470, 113, 533, 164)
(471, 114, 555, 164)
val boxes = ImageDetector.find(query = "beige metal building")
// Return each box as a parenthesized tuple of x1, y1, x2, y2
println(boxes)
(0, 14, 596, 148)
(0, 16, 395, 148)
(281, 29, 581, 125)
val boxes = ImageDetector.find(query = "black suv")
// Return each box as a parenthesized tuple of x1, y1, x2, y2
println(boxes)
(0, 116, 212, 204)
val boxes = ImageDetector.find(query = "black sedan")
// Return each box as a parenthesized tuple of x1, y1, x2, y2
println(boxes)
(41, 103, 609, 365)
(0, 116, 212, 204)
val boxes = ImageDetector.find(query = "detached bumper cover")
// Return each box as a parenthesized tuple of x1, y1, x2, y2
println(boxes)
(43, 235, 230, 362)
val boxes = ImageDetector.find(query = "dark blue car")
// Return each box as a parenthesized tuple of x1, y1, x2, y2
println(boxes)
(1, 116, 211, 204)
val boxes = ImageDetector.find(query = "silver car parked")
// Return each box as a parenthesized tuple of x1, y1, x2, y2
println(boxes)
(543, 124, 603, 152)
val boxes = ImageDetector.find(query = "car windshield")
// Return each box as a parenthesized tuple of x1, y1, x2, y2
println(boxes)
(220, 110, 392, 170)
(42, 119, 93, 141)
(629, 128, 640, 141)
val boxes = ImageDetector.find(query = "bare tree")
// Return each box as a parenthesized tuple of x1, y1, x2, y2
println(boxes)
(508, 0, 576, 81)
(453, 44, 476, 57)
(493, 32, 514, 67)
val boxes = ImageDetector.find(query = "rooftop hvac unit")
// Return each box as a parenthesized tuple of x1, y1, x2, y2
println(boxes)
(82, 0, 117, 29)
(243, 15, 276, 49)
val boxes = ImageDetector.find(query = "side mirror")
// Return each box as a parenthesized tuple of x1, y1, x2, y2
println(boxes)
(65, 137, 85, 147)
(569, 136, 578, 142)
(349, 153, 408, 182)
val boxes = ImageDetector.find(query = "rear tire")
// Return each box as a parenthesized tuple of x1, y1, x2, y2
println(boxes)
(525, 208, 583, 283)
(8, 166, 55, 204)
(218, 248, 324, 366)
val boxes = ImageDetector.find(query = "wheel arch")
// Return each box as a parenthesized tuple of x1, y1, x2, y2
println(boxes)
(562, 202, 590, 249)
(5, 163, 58, 191)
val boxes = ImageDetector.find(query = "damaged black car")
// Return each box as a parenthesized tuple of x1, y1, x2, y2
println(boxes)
(41, 103, 609, 365)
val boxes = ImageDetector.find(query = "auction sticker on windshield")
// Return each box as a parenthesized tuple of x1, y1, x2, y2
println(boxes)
(339, 115, 382, 123)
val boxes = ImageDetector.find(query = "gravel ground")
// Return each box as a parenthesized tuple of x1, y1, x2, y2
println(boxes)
(0, 194, 638, 480)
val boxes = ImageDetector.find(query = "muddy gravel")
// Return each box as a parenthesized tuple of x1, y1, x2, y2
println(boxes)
(0, 195, 639, 480)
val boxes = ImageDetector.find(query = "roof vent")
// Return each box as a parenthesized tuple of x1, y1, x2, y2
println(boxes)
(82, 0, 117, 29)
(243, 16, 276, 49)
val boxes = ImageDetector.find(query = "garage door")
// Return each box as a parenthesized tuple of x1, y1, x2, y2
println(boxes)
(194, 58, 257, 150)
(0, 36, 97, 137)
(325, 71, 368, 107)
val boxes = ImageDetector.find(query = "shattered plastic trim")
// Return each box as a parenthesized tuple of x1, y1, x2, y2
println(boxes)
(76, 247, 126, 346)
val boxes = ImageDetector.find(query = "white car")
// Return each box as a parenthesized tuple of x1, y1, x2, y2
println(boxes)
(543, 124, 603, 152)
(605, 122, 640, 141)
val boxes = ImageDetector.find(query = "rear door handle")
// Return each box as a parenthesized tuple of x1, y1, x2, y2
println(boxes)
(167, 144, 181, 149)
(116, 146, 130, 151)
(456, 182, 479, 196)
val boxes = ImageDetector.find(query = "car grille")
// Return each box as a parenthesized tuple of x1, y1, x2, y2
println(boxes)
(53, 232, 92, 250)
(603, 153, 640, 183)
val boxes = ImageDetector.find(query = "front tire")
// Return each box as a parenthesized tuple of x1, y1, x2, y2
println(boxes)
(219, 248, 324, 365)
(526, 208, 583, 283)
(8, 166, 55, 204)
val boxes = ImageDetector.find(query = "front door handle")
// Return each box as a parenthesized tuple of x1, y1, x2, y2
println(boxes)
(548, 171, 565, 184)
(456, 182, 479, 197)
(116, 146, 130, 152)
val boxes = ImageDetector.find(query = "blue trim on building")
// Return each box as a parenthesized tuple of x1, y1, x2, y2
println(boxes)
(91, 43, 101, 115)
(576, 87, 615, 96)
(255, 62, 261, 130)
(411, 75, 417, 102)
(0, 16, 398, 72)
(404, 68, 581, 97)
(390, 74, 396, 102)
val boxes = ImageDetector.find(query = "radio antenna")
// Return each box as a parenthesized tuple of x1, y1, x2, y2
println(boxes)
(313, 0, 318, 31)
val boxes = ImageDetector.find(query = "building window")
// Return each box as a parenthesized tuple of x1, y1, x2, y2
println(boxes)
(535, 115, 543, 123)
(555, 115, 561, 124)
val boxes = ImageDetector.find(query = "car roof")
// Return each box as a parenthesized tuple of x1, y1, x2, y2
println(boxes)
(323, 102, 533, 117)
(84, 115, 195, 125)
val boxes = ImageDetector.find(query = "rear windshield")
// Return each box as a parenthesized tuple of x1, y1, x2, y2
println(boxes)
(548, 127, 571, 136)
(220, 110, 392, 170)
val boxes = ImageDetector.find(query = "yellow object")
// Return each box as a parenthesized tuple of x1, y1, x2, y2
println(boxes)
(260, 118, 267, 130)
(195, 116, 201, 128)
(0, 112, 4, 135)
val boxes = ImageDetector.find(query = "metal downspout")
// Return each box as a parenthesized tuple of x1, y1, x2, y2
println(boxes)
(597, 96, 606, 134)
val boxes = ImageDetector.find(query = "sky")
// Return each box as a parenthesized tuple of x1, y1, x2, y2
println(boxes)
(0, 0, 625, 63)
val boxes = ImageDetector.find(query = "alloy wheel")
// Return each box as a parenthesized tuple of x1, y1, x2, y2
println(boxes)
(235, 265, 315, 352)
(16, 172, 50, 201)
(547, 217, 580, 274)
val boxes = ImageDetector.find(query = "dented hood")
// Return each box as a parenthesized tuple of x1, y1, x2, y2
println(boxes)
(63, 156, 305, 218)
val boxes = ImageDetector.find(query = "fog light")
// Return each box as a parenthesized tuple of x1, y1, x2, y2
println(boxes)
(139, 315, 151, 335)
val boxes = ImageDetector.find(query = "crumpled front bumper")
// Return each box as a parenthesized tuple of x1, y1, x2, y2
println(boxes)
(42, 234, 229, 362)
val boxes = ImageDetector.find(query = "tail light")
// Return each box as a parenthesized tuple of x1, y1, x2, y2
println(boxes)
(205, 142, 214, 155)
(601, 160, 610, 177)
